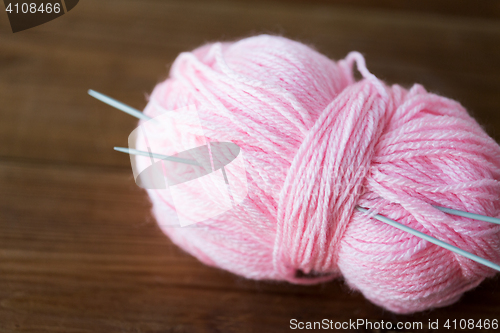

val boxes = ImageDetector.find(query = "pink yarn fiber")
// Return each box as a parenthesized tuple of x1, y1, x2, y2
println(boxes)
(136, 35, 500, 313)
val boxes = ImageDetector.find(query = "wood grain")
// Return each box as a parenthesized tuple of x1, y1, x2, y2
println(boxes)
(0, 0, 499, 331)
(258, 0, 500, 20)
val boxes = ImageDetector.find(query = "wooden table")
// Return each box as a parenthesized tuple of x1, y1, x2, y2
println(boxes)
(1, 0, 499, 331)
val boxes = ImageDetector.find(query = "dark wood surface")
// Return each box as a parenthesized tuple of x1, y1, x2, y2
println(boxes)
(1, 0, 500, 332)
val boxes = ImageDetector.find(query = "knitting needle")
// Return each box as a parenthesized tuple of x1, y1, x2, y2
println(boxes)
(89, 92, 500, 224)
(88, 89, 152, 121)
(434, 205, 500, 225)
(356, 206, 500, 272)
(114, 147, 200, 166)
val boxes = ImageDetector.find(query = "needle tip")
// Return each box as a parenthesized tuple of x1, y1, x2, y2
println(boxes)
(114, 147, 127, 152)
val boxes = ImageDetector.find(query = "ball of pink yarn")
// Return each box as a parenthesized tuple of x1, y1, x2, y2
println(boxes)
(137, 35, 500, 314)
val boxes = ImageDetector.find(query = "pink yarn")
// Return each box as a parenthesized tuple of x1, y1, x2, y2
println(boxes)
(136, 35, 500, 313)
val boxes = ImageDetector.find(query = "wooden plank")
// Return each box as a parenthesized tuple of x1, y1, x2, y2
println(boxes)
(0, 161, 499, 332)
(1, 0, 500, 330)
(0, 0, 499, 168)
(261, 0, 500, 20)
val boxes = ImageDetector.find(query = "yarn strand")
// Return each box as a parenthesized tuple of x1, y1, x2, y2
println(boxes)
(356, 206, 500, 272)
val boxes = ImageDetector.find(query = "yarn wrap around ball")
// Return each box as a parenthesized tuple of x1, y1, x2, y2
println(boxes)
(135, 35, 500, 314)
